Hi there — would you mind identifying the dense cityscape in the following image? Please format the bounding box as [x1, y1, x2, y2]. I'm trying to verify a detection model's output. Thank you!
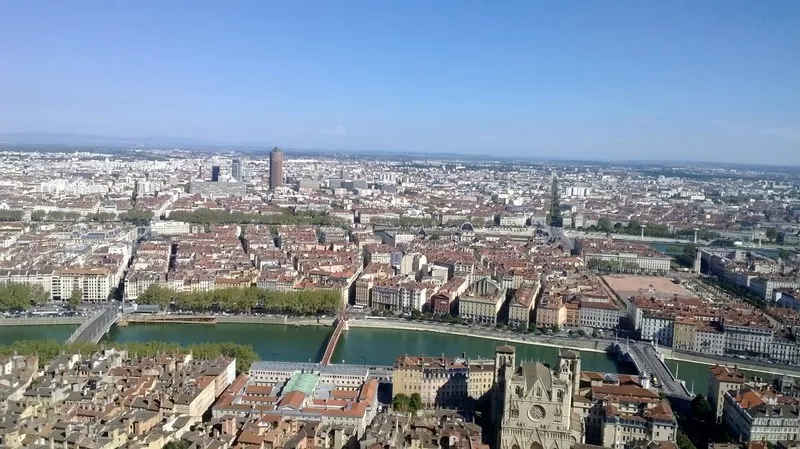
[0, 146, 798, 449]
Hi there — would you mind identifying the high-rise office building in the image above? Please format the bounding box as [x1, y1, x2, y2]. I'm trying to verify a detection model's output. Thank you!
[269, 147, 284, 190]
[211, 165, 221, 182]
[231, 159, 242, 182]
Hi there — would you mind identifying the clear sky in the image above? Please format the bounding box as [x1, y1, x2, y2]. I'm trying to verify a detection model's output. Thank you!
[1, 1, 799, 163]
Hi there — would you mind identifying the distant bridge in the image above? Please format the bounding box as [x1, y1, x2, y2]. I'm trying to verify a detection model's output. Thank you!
[66, 304, 120, 344]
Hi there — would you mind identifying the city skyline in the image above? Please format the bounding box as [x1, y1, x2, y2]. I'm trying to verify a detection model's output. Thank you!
[2, 1, 799, 164]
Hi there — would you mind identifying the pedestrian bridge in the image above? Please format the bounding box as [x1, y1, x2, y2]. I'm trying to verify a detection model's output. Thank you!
[320, 309, 348, 365]
[66, 305, 120, 344]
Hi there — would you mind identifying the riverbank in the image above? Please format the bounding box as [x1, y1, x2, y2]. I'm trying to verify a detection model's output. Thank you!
[109, 314, 800, 379]
[0, 316, 85, 326]
[668, 349, 800, 377]
[116, 314, 336, 327]
[348, 319, 610, 353]
[349, 319, 800, 378]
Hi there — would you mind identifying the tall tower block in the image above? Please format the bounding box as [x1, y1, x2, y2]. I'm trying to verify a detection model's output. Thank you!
[269, 147, 284, 190]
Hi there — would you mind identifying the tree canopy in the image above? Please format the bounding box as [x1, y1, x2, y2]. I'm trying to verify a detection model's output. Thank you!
[136, 284, 341, 315]
[167, 208, 348, 227]
[0, 282, 51, 311]
[119, 209, 154, 225]
[392, 393, 422, 414]
[68, 288, 83, 309]
[0, 210, 24, 221]
[0, 339, 259, 374]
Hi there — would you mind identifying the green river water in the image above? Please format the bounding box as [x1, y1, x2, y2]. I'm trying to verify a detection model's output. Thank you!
[0, 323, 730, 396]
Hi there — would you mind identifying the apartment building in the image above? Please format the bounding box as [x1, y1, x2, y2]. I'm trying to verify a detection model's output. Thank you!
[579, 296, 621, 329]
[536, 296, 567, 328]
[370, 277, 427, 313]
[722, 318, 774, 358]
[600, 401, 678, 448]
[0, 269, 55, 297]
[430, 276, 469, 315]
[573, 372, 678, 447]
[150, 220, 190, 237]
[392, 355, 494, 408]
[583, 252, 671, 274]
[457, 278, 506, 325]
[708, 365, 746, 423]
[695, 324, 726, 356]
[353, 264, 390, 308]
[723, 388, 800, 443]
[319, 227, 349, 244]
[672, 318, 697, 351]
[55, 268, 120, 302]
[750, 277, 800, 301]
[508, 282, 539, 328]
[640, 312, 675, 346]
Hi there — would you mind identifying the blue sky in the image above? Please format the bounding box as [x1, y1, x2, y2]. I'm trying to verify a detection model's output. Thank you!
[1, 1, 799, 163]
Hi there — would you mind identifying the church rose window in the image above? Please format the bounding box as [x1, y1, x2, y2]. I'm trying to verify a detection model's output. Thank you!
[528, 405, 546, 421]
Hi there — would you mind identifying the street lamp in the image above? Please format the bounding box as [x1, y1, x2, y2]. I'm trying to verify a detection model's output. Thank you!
[640, 224, 647, 241]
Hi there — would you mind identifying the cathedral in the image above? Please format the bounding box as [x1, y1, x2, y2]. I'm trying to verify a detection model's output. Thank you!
[493, 345, 584, 449]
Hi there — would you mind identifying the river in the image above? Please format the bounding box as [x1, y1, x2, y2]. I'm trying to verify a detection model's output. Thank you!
[2, 322, 725, 396]
[0, 324, 77, 343]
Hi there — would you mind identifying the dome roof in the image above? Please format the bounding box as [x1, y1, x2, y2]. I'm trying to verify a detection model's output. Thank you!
[460, 221, 475, 233]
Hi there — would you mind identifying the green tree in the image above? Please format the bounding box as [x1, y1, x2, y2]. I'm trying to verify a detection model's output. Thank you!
[548, 176, 562, 227]
[30, 210, 47, 222]
[68, 289, 83, 309]
[136, 284, 341, 316]
[0, 282, 54, 311]
[167, 208, 348, 228]
[676, 429, 697, 449]
[392, 393, 410, 413]
[164, 441, 191, 449]
[29, 284, 50, 306]
[690, 394, 713, 419]
[0, 210, 24, 221]
[119, 209, 154, 225]
[596, 218, 612, 232]
[765, 228, 778, 241]
[0, 339, 258, 374]
[409, 393, 422, 413]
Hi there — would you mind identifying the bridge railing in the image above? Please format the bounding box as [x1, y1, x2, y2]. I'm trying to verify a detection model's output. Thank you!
[66, 305, 119, 344]
[321, 319, 344, 365]
[66, 308, 104, 344]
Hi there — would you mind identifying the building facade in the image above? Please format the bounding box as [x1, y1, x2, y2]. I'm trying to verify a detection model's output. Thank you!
[708, 365, 746, 423]
[269, 147, 284, 190]
[495, 346, 583, 449]
[458, 278, 506, 325]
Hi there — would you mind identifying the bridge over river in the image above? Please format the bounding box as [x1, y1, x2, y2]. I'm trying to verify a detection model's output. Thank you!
[320, 308, 349, 365]
[609, 340, 691, 403]
[66, 304, 120, 344]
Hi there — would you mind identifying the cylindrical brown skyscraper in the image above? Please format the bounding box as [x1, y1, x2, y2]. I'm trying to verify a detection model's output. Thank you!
[269, 147, 284, 190]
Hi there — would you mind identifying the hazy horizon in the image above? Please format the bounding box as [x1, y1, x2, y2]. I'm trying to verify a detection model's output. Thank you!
[2, 1, 798, 164]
